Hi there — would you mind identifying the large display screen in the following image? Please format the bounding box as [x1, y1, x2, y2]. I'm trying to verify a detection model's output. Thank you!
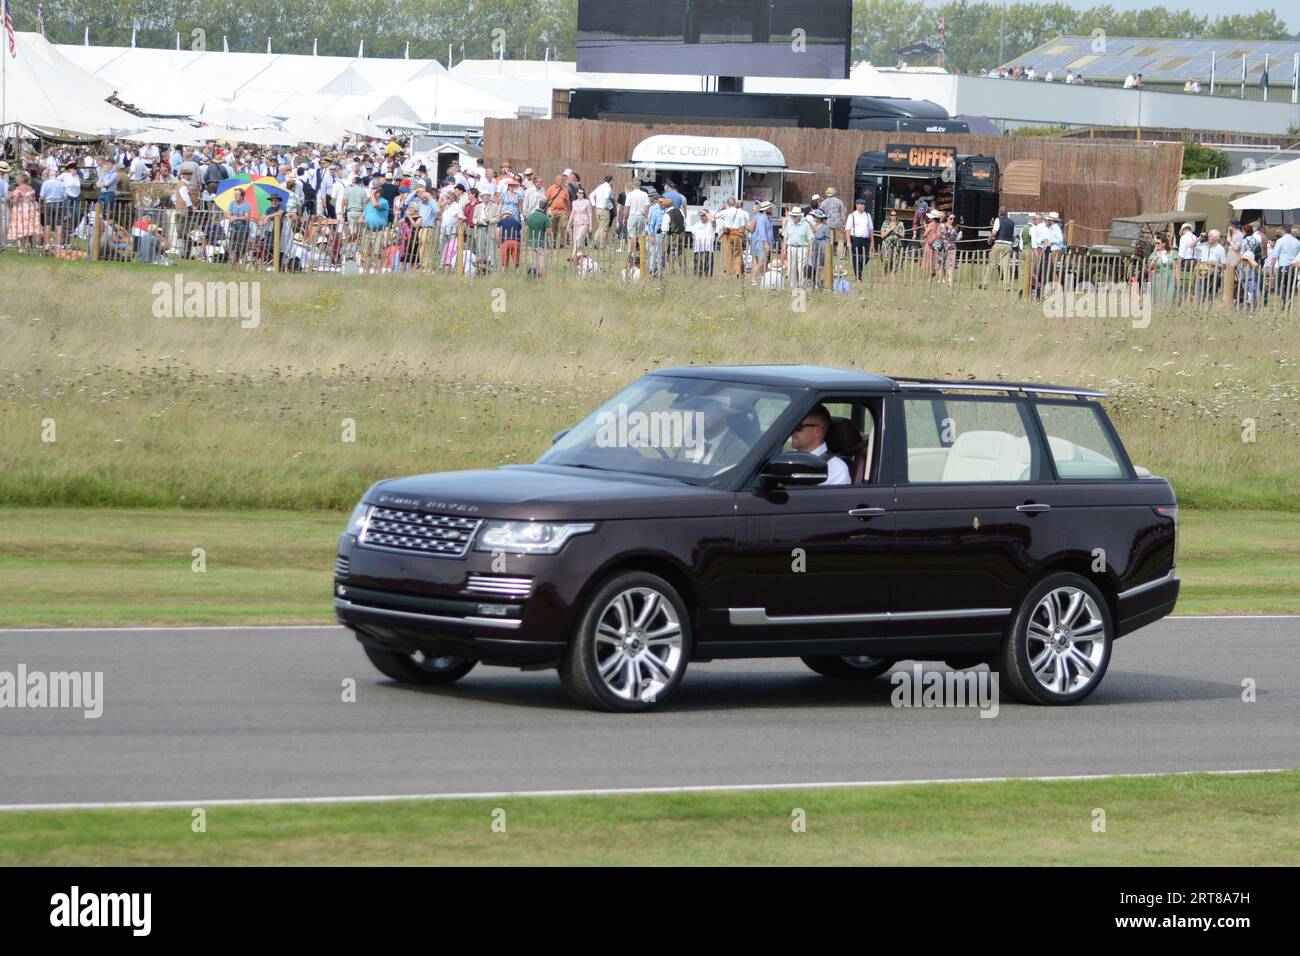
[576, 0, 853, 80]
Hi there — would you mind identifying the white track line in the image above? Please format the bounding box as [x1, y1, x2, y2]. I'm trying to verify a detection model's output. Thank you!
[1, 615, 1295, 634]
[0, 768, 1291, 813]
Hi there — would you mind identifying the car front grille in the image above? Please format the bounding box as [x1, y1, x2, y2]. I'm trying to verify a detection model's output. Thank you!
[334, 555, 349, 578]
[359, 507, 482, 558]
[465, 574, 534, 599]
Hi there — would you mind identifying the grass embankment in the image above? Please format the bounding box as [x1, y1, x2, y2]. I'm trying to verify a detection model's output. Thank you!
[1, 255, 1295, 512]
[1, 771, 1296, 865]
[0, 507, 1293, 627]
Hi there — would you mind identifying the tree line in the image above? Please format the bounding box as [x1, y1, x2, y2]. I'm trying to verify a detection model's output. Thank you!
[11, 1, 1295, 73]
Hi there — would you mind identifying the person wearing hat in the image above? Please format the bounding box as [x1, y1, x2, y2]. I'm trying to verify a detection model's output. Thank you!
[819, 186, 847, 260]
[1045, 211, 1065, 252]
[845, 197, 873, 282]
[747, 199, 775, 281]
[831, 267, 852, 294]
[57, 161, 83, 234]
[981, 206, 1017, 290]
[783, 205, 813, 288]
[714, 196, 750, 278]
[7, 169, 41, 252]
[545, 174, 571, 248]
[921, 208, 943, 280]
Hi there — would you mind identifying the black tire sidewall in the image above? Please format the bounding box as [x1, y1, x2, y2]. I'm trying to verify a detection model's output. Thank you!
[801, 655, 895, 680]
[363, 644, 477, 685]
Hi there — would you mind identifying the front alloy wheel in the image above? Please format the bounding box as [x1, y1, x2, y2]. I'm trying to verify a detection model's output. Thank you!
[560, 572, 690, 711]
[996, 572, 1112, 704]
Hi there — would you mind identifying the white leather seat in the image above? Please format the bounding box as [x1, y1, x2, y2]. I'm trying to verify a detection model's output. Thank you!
[940, 431, 1030, 482]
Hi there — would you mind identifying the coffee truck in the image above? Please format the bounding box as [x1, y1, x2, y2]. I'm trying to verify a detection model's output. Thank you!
[612, 134, 811, 227]
[854, 144, 1000, 245]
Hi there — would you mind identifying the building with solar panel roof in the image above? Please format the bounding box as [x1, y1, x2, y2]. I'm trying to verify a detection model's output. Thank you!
[999, 35, 1300, 101]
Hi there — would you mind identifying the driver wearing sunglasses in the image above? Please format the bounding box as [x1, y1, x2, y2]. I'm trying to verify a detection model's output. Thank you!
[789, 404, 851, 485]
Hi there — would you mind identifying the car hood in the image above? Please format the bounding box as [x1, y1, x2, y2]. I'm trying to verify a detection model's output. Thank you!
[366, 465, 735, 520]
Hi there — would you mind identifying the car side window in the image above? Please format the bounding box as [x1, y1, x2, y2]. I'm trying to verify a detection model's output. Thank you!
[903, 396, 1040, 483]
[1035, 403, 1128, 479]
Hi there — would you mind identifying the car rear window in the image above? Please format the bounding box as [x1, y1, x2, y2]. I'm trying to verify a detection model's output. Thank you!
[902, 396, 1040, 483]
[1034, 402, 1128, 479]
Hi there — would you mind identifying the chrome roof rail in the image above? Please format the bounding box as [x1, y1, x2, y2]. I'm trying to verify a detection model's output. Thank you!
[893, 379, 1107, 399]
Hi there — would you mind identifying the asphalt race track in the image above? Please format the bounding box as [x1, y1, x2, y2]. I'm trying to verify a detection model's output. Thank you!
[1, 617, 1296, 807]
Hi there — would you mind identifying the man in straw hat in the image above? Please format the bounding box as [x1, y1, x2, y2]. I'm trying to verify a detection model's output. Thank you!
[747, 199, 775, 281]
[783, 205, 813, 288]
[820, 186, 847, 260]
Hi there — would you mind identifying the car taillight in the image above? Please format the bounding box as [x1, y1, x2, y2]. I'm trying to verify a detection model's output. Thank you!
[1154, 506, 1178, 567]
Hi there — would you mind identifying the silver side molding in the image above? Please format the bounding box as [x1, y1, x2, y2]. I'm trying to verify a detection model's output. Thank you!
[1117, 569, 1179, 601]
[729, 607, 1012, 626]
[334, 598, 523, 630]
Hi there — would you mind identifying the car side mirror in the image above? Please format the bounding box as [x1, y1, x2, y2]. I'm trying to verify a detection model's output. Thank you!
[552, 429, 571, 445]
[760, 452, 827, 487]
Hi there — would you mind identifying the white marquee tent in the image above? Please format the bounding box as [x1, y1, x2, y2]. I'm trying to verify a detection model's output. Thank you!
[2, 32, 140, 134]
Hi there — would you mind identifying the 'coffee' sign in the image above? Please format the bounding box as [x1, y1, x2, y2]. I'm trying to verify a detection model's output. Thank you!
[885, 144, 957, 171]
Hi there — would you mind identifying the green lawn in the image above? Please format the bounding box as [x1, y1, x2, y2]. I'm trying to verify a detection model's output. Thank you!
[0, 506, 1295, 627]
[2, 771, 1296, 866]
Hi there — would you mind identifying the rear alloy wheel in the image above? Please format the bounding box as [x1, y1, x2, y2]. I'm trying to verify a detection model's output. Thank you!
[995, 572, 1112, 705]
[560, 572, 690, 712]
[801, 655, 895, 681]
[363, 644, 477, 685]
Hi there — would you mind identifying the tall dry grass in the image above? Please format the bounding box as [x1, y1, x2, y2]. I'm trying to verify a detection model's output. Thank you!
[0, 256, 1295, 510]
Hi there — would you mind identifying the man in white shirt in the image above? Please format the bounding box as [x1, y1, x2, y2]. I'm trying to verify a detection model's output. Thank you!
[589, 175, 614, 248]
[845, 198, 874, 281]
[1273, 227, 1300, 304]
[623, 180, 650, 253]
[1123, 73, 1137, 89]
[129, 152, 150, 182]
[789, 405, 850, 486]
[690, 209, 717, 276]
[1045, 212, 1065, 252]
[713, 197, 751, 278]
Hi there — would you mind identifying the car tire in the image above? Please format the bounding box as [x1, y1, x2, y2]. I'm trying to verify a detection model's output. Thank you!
[363, 644, 477, 685]
[559, 571, 691, 712]
[801, 655, 895, 681]
[994, 571, 1112, 705]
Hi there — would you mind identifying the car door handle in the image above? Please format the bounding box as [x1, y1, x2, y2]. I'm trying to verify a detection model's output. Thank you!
[848, 507, 887, 518]
[1016, 503, 1052, 513]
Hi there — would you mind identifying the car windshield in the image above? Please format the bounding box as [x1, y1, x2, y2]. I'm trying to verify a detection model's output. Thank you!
[538, 375, 798, 486]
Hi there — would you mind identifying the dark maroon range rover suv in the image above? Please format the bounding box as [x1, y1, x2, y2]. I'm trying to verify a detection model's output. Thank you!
[334, 366, 1179, 711]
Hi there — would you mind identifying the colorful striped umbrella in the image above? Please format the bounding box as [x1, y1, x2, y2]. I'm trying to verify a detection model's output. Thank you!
[212, 174, 290, 217]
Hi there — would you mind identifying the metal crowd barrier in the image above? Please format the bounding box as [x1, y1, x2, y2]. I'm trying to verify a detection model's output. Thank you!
[2, 200, 1296, 315]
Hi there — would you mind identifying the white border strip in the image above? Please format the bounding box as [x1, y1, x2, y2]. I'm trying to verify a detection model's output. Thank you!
[0, 767, 1290, 813]
[1, 615, 1296, 634]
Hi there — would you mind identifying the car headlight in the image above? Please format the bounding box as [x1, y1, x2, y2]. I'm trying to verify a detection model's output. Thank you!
[344, 502, 370, 537]
[474, 521, 596, 555]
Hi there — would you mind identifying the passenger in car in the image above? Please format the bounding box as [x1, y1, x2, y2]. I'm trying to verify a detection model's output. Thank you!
[790, 405, 851, 485]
